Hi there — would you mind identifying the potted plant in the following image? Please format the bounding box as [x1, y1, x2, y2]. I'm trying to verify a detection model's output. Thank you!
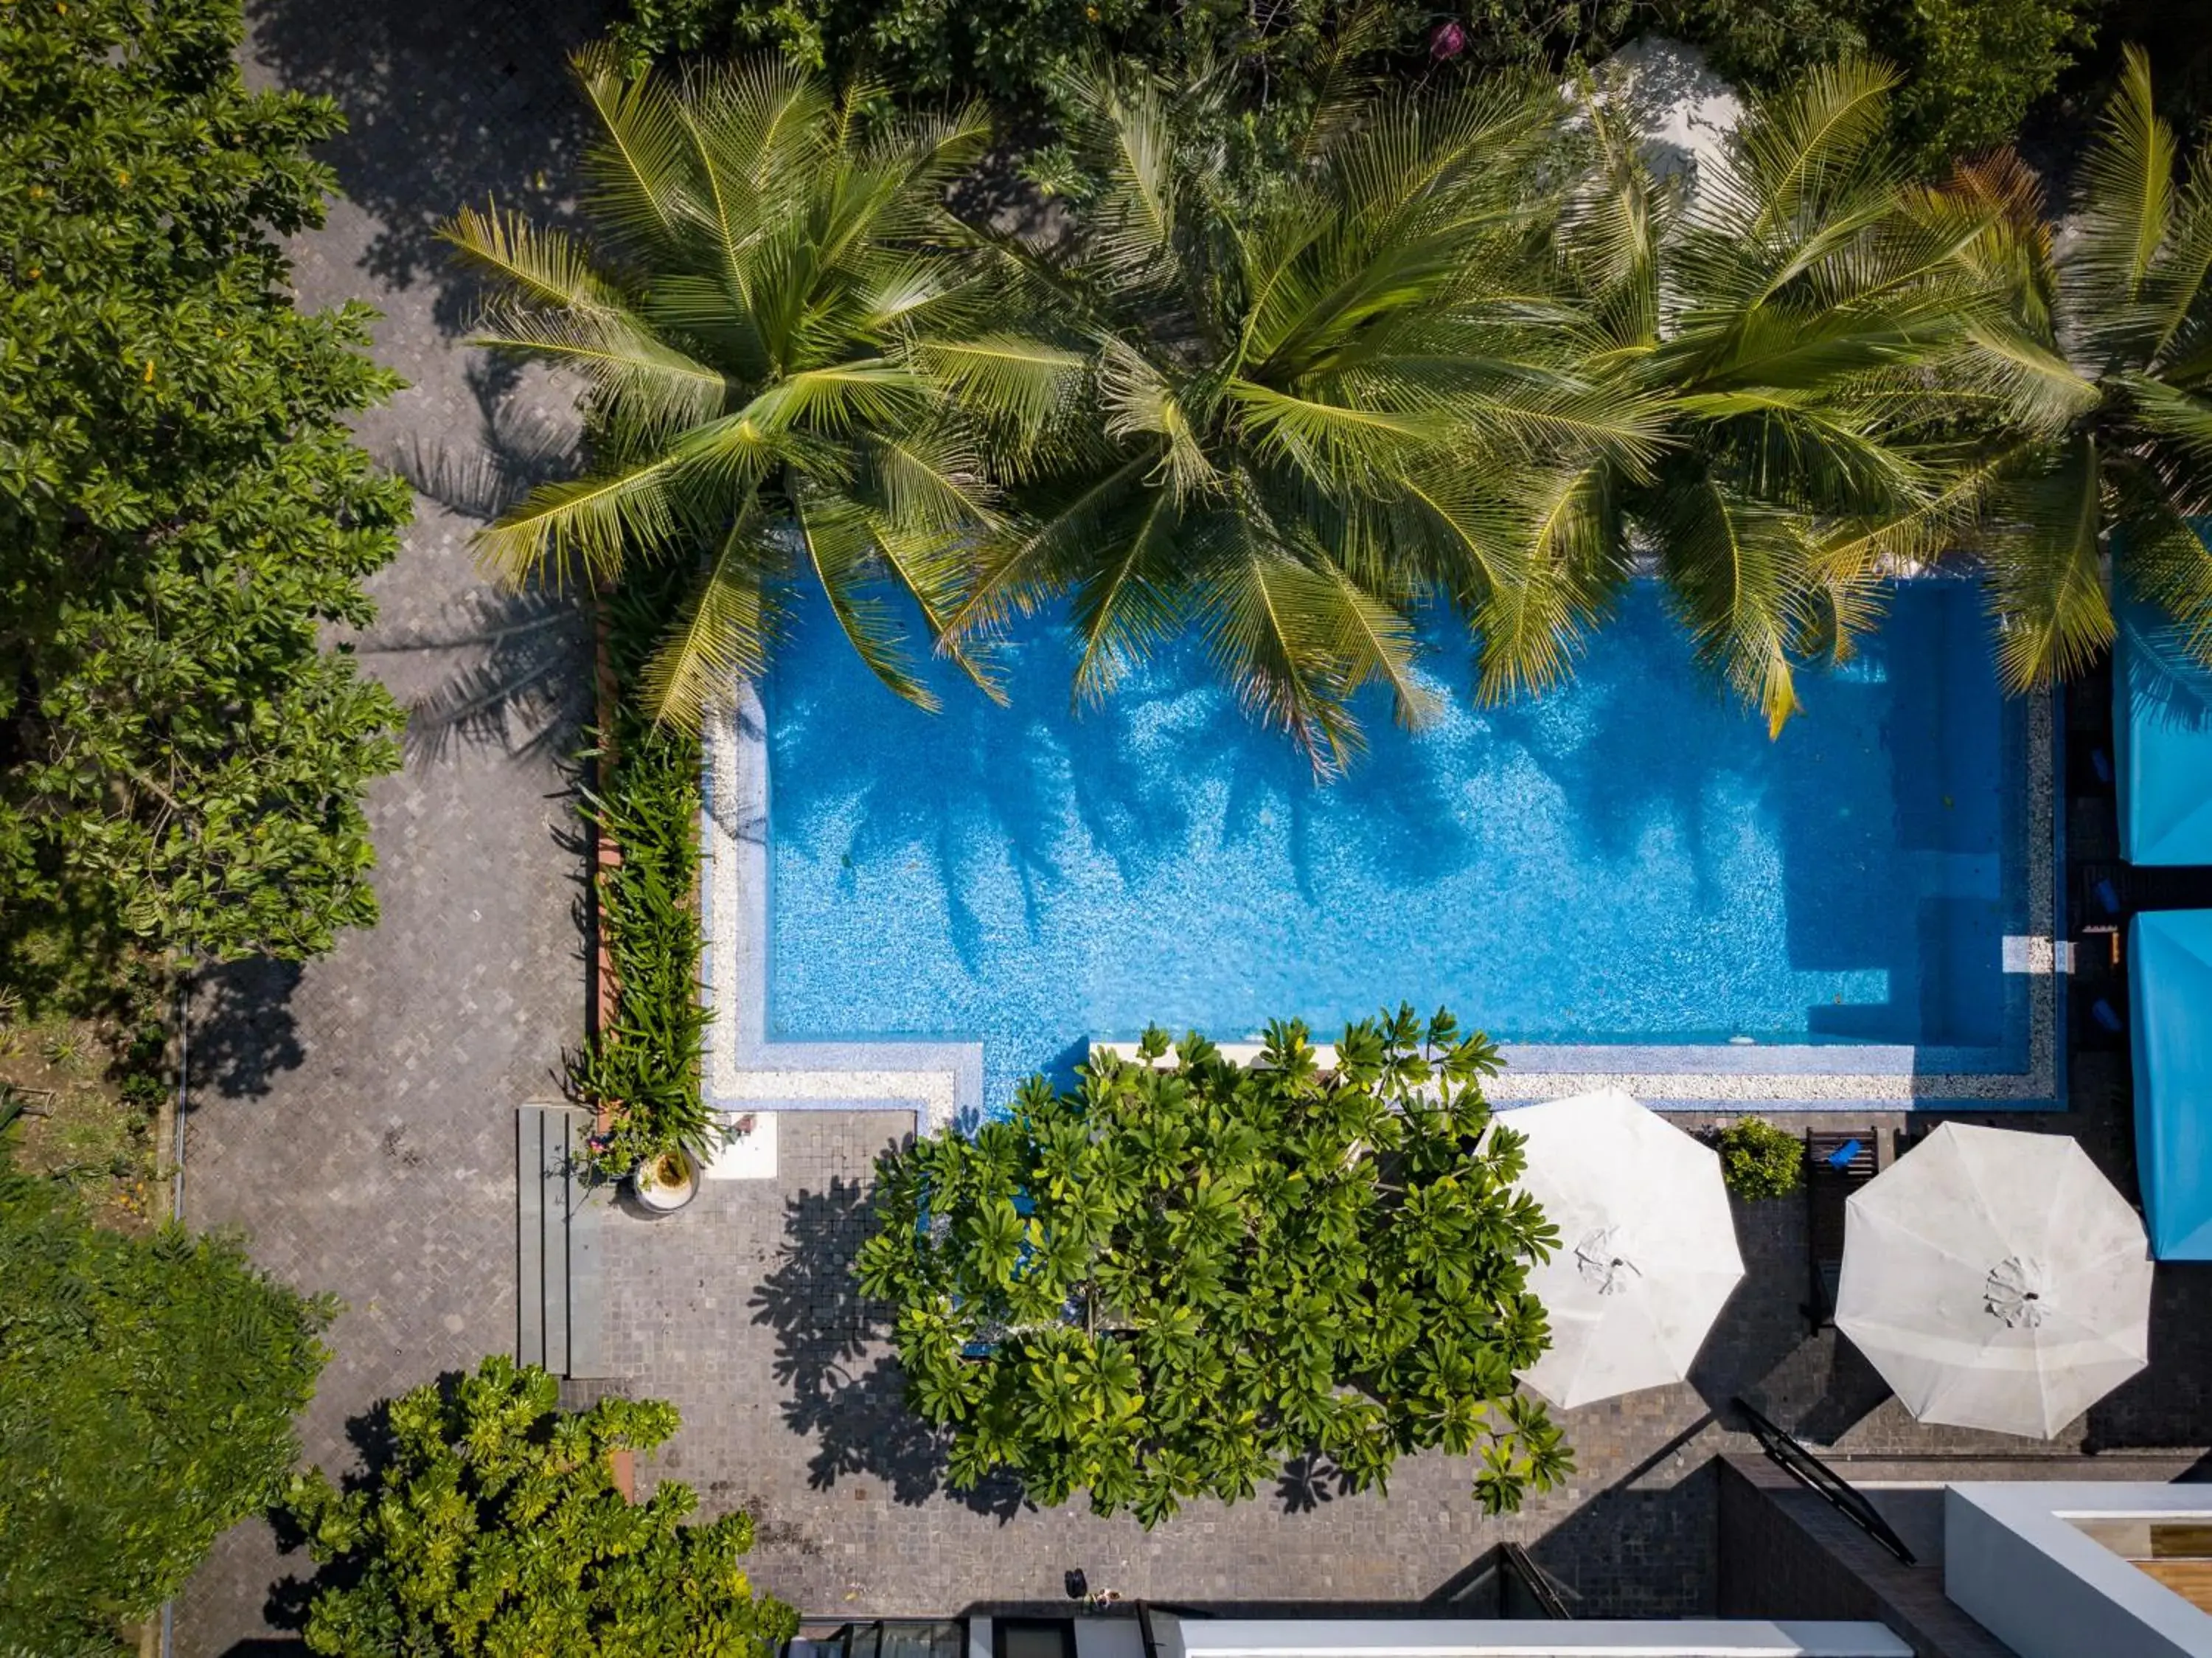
[1713, 1116, 1805, 1201]
[629, 1142, 701, 1215]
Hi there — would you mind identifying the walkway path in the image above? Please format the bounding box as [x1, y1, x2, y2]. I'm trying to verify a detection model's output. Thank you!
[178, 1, 600, 1649]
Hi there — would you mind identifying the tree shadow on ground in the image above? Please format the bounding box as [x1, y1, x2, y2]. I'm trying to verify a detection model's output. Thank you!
[246, 0, 604, 332]
[748, 1174, 1028, 1519]
[190, 960, 306, 1101]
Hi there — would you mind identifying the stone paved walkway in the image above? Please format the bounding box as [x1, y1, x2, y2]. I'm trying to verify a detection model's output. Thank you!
[591, 1102, 2212, 1625]
[177, 1, 602, 1651]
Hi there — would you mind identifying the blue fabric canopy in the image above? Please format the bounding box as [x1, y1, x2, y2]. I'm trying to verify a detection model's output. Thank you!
[2129, 909, 2212, 1260]
[2115, 596, 2212, 865]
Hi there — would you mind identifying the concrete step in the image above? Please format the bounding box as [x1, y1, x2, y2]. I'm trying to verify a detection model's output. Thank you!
[515, 1104, 608, 1378]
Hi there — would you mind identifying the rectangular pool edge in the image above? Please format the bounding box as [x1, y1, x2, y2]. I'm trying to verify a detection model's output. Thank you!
[705, 653, 2065, 1123]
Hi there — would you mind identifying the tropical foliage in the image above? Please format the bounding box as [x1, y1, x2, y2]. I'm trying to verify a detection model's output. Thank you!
[945, 60, 1668, 769]
[1714, 1114, 1804, 1199]
[0, 0, 408, 979]
[288, 1356, 799, 1658]
[1943, 46, 2212, 684]
[0, 1127, 333, 1657]
[1655, 0, 2098, 170]
[448, 46, 1051, 729]
[575, 569, 716, 1176]
[608, 0, 1631, 125]
[855, 1008, 1571, 1525]
[1544, 56, 2031, 733]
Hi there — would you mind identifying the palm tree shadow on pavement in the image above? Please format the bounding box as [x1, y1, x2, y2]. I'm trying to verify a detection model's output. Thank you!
[749, 1176, 1028, 1519]
[246, 0, 602, 334]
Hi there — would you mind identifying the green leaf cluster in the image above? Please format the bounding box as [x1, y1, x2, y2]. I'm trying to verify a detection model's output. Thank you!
[1655, 0, 2099, 172]
[288, 1356, 800, 1658]
[856, 1007, 1573, 1525]
[448, 48, 1036, 729]
[1713, 1114, 1804, 1200]
[574, 568, 714, 1173]
[1936, 48, 2212, 682]
[0, 0, 408, 979]
[0, 1132, 333, 1657]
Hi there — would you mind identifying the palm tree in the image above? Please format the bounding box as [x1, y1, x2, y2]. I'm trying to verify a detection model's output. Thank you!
[1555, 58, 2013, 735]
[445, 49, 1068, 725]
[942, 60, 1669, 772]
[1943, 46, 2212, 687]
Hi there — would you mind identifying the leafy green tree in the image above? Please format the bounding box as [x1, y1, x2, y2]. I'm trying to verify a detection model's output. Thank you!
[607, 0, 1633, 121]
[288, 1356, 799, 1657]
[856, 1009, 1572, 1526]
[1547, 58, 2014, 732]
[448, 48, 1054, 727]
[0, 1133, 333, 1657]
[0, 0, 410, 978]
[1941, 48, 2212, 685]
[1656, 0, 2098, 171]
[945, 61, 1666, 769]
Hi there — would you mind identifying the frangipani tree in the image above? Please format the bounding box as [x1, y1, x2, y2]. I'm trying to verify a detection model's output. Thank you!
[1554, 58, 2013, 734]
[1944, 46, 2212, 685]
[446, 49, 1065, 725]
[945, 62, 1669, 771]
[855, 1007, 1571, 1526]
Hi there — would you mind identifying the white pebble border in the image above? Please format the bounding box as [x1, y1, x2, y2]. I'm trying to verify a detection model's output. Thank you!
[702, 677, 2058, 1123]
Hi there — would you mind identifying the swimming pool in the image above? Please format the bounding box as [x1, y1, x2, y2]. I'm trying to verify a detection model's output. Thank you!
[715, 580, 2054, 1114]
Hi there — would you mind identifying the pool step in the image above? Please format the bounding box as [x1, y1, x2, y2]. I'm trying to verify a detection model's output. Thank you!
[515, 1104, 608, 1378]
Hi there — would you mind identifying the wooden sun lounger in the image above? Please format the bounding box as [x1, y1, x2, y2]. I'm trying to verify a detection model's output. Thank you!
[1806, 1129, 1877, 1331]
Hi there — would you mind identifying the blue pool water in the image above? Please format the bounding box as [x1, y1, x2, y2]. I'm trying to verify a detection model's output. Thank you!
[765, 583, 2030, 1103]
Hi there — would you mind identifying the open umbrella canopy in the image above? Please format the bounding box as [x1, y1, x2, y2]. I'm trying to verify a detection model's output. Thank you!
[1834, 1123, 2152, 1439]
[1505, 1090, 1745, 1409]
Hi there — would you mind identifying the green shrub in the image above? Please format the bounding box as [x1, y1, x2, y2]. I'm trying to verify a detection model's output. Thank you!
[1655, 0, 2100, 168]
[1714, 1115, 1804, 1201]
[608, 0, 1633, 148]
[0, 1128, 333, 1656]
[857, 1007, 1573, 1524]
[574, 569, 712, 1176]
[288, 1356, 799, 1658]
[0, 0, 408, 988]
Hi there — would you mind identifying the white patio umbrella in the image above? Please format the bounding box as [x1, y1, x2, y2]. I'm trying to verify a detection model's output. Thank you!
[1834, 1122, 2153, 1440]
[1503, 1089, 1745, 1409]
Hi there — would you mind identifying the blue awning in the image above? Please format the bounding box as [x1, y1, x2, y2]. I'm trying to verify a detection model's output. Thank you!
[2115, 596, 2212, 865]
[2129, 909, 2212, 1260]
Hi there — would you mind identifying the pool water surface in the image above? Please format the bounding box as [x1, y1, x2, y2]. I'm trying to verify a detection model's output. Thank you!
[762, 583, 2031, 1104]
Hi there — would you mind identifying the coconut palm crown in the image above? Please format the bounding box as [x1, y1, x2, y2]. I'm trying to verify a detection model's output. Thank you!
[1554, 58, 2023, 735]
[1944, 46, 2212, 687]
[944, 62, 1670, 772]
[445, 49, 1060, 726]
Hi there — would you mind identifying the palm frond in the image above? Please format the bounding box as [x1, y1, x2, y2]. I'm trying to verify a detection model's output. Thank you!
[639, 499, 782, 728]
[1099, 341, 1219, 502]
[471, 304, 730, 440]
[473, 455, 686, 590]
[1649, 472, 1812, 736]
[572, 42, 692, 260]
[2074, 44, 2176, 332]
[2111, 468, 2212, 662]
[792, 486, 939, 710]
[1067, 488, 1189, 704]
[1703, 54, 1900, 245]
[1980, 434, 2114, 690]
[1194, 530, 1365, 774]
[441, 203, 619, 312]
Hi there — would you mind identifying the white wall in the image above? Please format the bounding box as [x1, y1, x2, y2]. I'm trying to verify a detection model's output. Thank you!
[1946, 1483, 2212, 1658]
[1150, 1613, 1909, 1658]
